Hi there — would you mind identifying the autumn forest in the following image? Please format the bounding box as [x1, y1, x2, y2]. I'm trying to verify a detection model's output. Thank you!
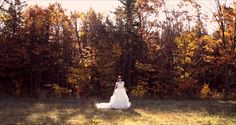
[0, 0, 236, 99]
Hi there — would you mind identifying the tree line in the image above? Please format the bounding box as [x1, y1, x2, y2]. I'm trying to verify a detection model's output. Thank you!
[0, 0, 235, 99]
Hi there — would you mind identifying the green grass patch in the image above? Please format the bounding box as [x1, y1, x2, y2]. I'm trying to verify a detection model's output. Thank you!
[0, 98, 235, 125]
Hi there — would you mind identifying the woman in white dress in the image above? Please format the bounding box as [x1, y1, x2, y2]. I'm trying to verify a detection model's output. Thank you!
[95, 76, 131, 109]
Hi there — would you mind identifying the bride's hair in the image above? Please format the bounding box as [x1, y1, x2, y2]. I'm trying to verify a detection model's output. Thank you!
[117, 75, 122, 80]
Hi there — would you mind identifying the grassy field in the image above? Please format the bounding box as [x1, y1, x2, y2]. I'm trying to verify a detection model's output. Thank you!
[0, 97, 235, 125]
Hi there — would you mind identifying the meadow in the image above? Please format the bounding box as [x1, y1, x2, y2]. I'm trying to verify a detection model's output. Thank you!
[0, 98, 235, 125]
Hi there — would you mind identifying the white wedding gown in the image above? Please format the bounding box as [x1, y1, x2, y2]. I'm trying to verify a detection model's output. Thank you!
[96, 81, 131, 109]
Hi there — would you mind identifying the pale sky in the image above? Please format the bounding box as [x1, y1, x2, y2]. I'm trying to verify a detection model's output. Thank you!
[26, 0, 234, 13]
[27, 0, 121, 15]
[26, 0, 234, 34]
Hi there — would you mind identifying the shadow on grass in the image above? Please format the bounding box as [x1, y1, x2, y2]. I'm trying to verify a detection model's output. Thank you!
[0, 97, 141, 124]
[132, 99, 236, 117]
[0, 97, 235, 124]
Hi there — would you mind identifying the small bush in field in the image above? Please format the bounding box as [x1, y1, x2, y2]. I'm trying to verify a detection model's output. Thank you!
[200, 84, 211, 98]
[131, 81, 148, 97]
[52, 84, 71, 96]
[211, 90, 224, 99]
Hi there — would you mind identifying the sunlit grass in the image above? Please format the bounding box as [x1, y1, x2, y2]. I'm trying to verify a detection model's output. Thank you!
[0, 98, 235, 125]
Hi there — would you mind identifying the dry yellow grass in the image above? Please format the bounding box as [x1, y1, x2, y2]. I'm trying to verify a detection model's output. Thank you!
[0, 98, 235, 125]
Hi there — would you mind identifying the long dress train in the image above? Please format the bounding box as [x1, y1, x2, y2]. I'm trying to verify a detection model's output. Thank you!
[95, 81, 131, 109]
